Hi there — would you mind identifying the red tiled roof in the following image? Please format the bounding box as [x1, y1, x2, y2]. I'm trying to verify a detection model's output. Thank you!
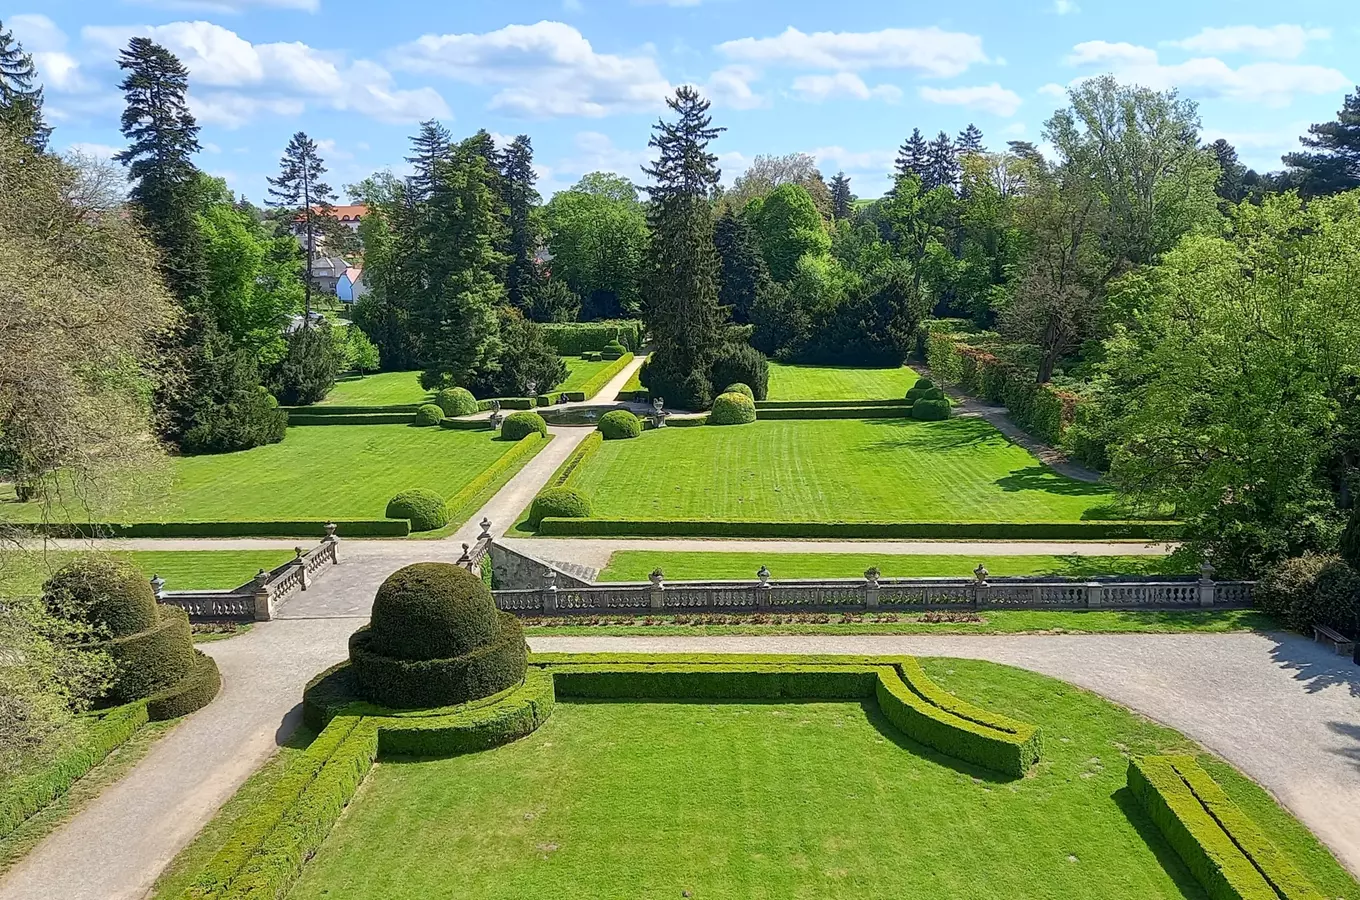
[303, 204, 368, 221]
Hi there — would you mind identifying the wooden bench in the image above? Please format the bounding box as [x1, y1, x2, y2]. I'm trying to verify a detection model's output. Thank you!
[1313, 624, 1355, 656]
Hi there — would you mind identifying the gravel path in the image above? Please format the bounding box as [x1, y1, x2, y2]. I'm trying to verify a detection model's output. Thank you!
[528, 631, 1360, 878]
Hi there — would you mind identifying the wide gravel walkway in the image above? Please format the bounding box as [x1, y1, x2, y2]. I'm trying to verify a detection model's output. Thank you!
[529, 631, 1360, 878]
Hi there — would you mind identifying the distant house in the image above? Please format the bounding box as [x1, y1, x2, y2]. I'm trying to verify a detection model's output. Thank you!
[337, 266, 368, 305]
[309, 256, 350, 294]
[329, 204, 367, 231]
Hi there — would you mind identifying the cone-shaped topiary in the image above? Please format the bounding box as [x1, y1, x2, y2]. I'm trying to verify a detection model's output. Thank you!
[435, 387, 479, 418]
[709, 391, 757, 426]
[42, 556, 158, 638]
[502, 410, 547, 441]
[414, 404, 444, 426]
[529, 486, 593, 527]
[350, 562, 527, 708]
[723, 383, 755, 401]
[385, 488, 450, 532]
[597, 409, 642, 440]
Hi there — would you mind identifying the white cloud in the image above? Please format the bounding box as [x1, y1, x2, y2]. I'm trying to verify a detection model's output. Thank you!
[553, 131, 656, 183]
[81, 21, 447, 126]
[704, 65, 768, 109]
[64, 142, 124, 162]
[918, 83, 1022, 116]
[717, 26, 988, 78]
[1201, 124, 1310, 170]
[1002, 121, 1028, 136]
[810, 145, 896, 173]
[8, 14, 67, 52]
[392, 21, 672, 118]
[1038, 82, 1067, 98]
[1066, 41, 1159, 67]
[34, 52, 94, 92]
[1052, 0, 1079, 13]
[791, 72, 902, 103]
[124, 0, 319, 12]
[1169, 25, 1330, 59]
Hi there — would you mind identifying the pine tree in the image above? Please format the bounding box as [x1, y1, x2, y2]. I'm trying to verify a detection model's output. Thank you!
[956, 123, 985, 156]
[925, 131, 960, 191]
[1207, 138, 1249, 204]
[501, 135, 542, 314]
[115, 38, 206, 306]
[640, 86, 725, 411]
[1283, 86, 1360, 197]
[713, 209, 769, 324]
[894, 128, 929, 180]
[0, 21, 50, 151]
[405, 119, 451, 202]
[829, 171, 854, 221]
[267, 132, 336, 320]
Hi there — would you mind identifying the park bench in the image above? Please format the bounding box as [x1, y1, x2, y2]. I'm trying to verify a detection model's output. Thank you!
[1312, 624, 1355, 656]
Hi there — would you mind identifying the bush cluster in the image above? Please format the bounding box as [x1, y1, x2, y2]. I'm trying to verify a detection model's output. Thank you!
[413, 404, 444, 426]
[1256, 553, 1359, 634]
[911, 399, 952, 421]
[597, 409, 641, 440]
[529, 486, 593, 527]
[384, 488, 450, 533]
[709, 342, 769, 401]
[722, 383, 755, 401]
[41, 556, 157, 638]
[905, 378, 945, 403]
[502, 411, 547, 441]
[435, 387, 478, 418]
[600, 340, 627, 361]
[709, 391, 757, 426]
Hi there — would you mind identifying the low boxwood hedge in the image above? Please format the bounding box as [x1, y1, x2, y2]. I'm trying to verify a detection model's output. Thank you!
[575, 353, 634, 401]
[502, 411, 548, 441]
[442, 432, 546, 523]
[758, 406, 913, 420]
[384, 489, 449, 533]
[1128, 755, 1324, 900]
[146, 650, 222, 720]
[756, 399, 906, 409]
[600, 340, 627, 361]
[548, 432, 602, 489]
[597, 409, 641, 440]
[529, 486, 593, 527]
[535, 518, 1184, 540]
[104, 606, 197, 702]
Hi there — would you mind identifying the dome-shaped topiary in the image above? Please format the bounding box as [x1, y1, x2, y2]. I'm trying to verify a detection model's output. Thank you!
[42, 555, 158, 638]
[435, 387, 478, 418]
[368, 563, 501, 660]
[413, 404, 444, 426]
[906, 379, 944, 403]
[529, 486, 593, 527]
[709, 391, 757, 426]
[600, 340, 627, 361]
[911, 398, 952, 421]
[502, 410, 548, 441]
[385, 488, 450, 532]
[723, 383, 755, 401]
[597, 409, 642, 440]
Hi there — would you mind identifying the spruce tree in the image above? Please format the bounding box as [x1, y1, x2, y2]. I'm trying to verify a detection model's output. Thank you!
[641, 86, 725, 411]
[501, 135, 542, 314]
[1283, 86, 1360, 197]
[0, 21, 50, 151]
[713, 209, 769, 325]
[894, 128, 929, 180]
[925, 131, 960, 191]
[405, 119, 451, 202]
[956, 123, 985, 155]
[829, 171, 854, 220]
[267, 132, 336, 320]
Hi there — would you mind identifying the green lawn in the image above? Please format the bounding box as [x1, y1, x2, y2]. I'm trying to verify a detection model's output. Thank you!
[0, 550, 295, 597]
[320, 371, 432, 407]
[598, 551, 1190, 581]
[556, 358, 615, 395]
[766, 363, 919, 401]
[1, 426, 517, 525]
[285, 659, 1358, 899]
[567, 418, 1123, 524]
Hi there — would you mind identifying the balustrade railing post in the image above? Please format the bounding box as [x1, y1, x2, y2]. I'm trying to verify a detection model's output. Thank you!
[648, 569, 665, 610]
[1086, 582, 1104, 608]
[543, 568, 558, 613]
[864, 568, 880, 609]
[1197, 560, 1216, 607]
[322, 522, 340, 563]
[756, 566, 772, 609]
[252, 569, 273, 622]
[294, 547, 310, 591]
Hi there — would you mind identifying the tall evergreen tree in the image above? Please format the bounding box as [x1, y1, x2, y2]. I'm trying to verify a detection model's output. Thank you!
[0, 21, 50, 150]
[1207, 138, 1250, 204]
[956, 123, 985, 155]
[1283, 86, 1360, 197]
[405, 119, 451, 202]
[500, 134, 542, 314]
[894, 128, 929, 180]
[267, 132, 336, 320]
[829, 171, 854, 221]
[925, 131, 960, 191]
[713, 209, 769, 324]
[641, 86, 725, 410]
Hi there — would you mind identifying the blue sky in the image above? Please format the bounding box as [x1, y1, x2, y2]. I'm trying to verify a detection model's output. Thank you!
[4, 0, 1355, 201]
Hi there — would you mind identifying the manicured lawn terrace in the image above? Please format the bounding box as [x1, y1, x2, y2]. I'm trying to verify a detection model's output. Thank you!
[0, 550, 295, 597]
[598, 551, 1190, 581]
[565, 418, 1128, 526]
[319, 357, 616, 408]
[1, 426, 518, 527]
[766, 362, 919, 401]
[285, 659, 1358, 900]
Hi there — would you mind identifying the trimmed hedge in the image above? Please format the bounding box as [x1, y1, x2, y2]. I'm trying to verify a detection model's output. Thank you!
[573, 353, 635, 401]
[709, 392, 757, 426]
[384, 489, 449, 533]
[438, 417, 492, 431]
[349, 615, 528, 709]
[502, 411, 547, 441]
[21, 520, 412, 538]
[1128, 755, 1325, 900]
[549, 432, 602, 489]
[413, 404, 444, 426]
[759, 406, 912, 420]
[42, 555, 158, 638]
[529, 486, 593, 527]
[723, 383, 755, 401]
[376, 668, 553, 757]
[597, 409, 642, 440]
[147, 650, 222, 720]
[443, 433, 546, 521]
[536, 518, 1184, 540]
[435, 387, 478, 418]
[283, 404, 418, 415]
[911, 398, 952, 421]
[600, 340, 627, 361]
[541, 320, 643, 355]
[369, 564, 501, 661]
[104, 606, 196, 701]
[0, 702, 148, 842]
[287, 413, 415, 426]
[551, 663, 880, 700]
[755, 399, 906, 409]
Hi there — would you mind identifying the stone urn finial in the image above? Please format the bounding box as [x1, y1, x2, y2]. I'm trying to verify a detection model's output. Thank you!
[479, 517, 493, 540]
[649, 568, 664, 588]
[757, 565, 772, 588]
[149, 574, 166, 599]
[973, 563, 989, 586]
[864, 567, 881, 588]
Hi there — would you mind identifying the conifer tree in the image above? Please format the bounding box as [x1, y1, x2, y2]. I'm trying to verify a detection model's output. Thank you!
[641, 86, 724, 410]
[0, 21, 50, 150]
[713, 208, 769, 324]
[267, 132, 336, 320]
[1283, 86, 1360, 197]
[925, 131, 960, 191]
[501, 134, 542, 313]
[894, 128, 929, 180]
[406, 119, 451, 202]
[956, 123, 985, 155]
[829, 171, 854, 220]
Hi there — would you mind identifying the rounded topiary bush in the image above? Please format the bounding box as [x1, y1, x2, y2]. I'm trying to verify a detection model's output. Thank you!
[502, 410, 547, 441]
[42, 556, 158, 638]
[351, 562, 527, 708]
[597, 409, 642, 440]
[435, 387, 478, 418]
[710, 342, 769, 401]
[723, 383, 755, 401]
[709, 391, 757, 426]
[385, 488, 450, 532]
[529, 486, 593, 528]
[911, 398, 952, 421]
[105, 605, 197, 701]
[414, 404, 444, 426]
[906, 381, 946, 403]
[600, 340, 627, 361]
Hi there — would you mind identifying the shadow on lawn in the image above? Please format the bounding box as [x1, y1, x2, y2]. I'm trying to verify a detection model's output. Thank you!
[859, 699, 1018, 785]
[859, 419, 1003, 454]
[996, 466, 1112, 497]
[1113, 786, 1209, 898]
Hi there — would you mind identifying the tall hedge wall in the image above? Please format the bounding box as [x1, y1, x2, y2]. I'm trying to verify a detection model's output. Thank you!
[541, 321, 643, 356]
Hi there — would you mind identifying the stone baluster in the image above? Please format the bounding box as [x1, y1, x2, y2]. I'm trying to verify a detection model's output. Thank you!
[322, 521, 340, 563]
[295, 546, 310, 591]
[252, 568, 273, 621]
[756, 565, 772, 609]
[864, 567, 880, 608]
[150, 574, 166, 601]
[542, 567, 558, 613]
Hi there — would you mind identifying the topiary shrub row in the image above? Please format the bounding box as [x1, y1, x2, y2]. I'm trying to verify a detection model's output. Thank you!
[502, 410, 547, 441]
[146, 650, 223, 720]
[349, 623, 527, 710]
[709, 391, 757, 426]
[102, 606, 197, 702]
[413, 404, 444, 426]
[435, 387, 479, 418]
[529, 486, 593, 527]
[597, 409, 641, 440]
[574, 353, 634, 401]
[385, 488, 449, 533]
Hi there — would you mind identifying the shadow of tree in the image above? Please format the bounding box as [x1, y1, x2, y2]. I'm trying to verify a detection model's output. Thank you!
[995, 466, 1113, 497]
[1265, 630, 1360, 698]
[1326, 721, 1360, 772]
[857, 418, 1006, 454]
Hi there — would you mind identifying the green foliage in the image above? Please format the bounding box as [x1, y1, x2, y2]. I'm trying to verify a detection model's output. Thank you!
[266, 131, 338, 319]
[709, 342, 769, 401]
[367, 563, 500, 660]
[104, 607, 196, 703]
[600, 340, 626, 361]
[41, 556, 157, 639]
[413, 404, 443, 427]
[500, 135, 541, 312]
[340, 327, 381, 376]
[911, 398, 952, 421]
[1256, 553, 1359, 634]
[0, 23, 50, 151]
[501, 411, 547, 441]
[748, 183, 831, 282]
[1340, 510, 1360, 572]
[441, 432, 547, 525]
[349, 619, 527, 710]
[178, 334, 289, 456]
[434, 387, 478, 418]
[529, 486, 594, 527]
[384, 489, 449, 532]
[927, 331, 1075, 444]
[1282, 86, 1360, 197]
[145, 650, 221, 721]
[271, 323, 343, 407]
[468, 307, 568, 400]
[568, 353, 634, 401]
[544, 175, 648, 319]
[708, 392, 757, 426]
[597, 410, 641, 440]
[722, 383, 754, 401]
[713, 208, 770, 323]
